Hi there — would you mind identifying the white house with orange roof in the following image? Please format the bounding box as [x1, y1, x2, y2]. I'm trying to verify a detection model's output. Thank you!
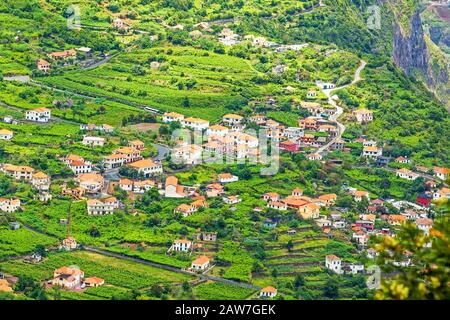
[181, 117, 210, 131]
[217, 173, 238, 184]
[52, 266, 84, 289]
[171, 239, 192, 252]
[396, 168, 420, 180]
[65, 154, 92, 174]
[87, 197, 119, 215]
[37, 59, 51, 72]
[133, 180, 158, 194]
[433, 167, 449, 181]
[395, 156, 411, 164]
[318, 193, 337, 206]
[113, 146, 142, 163]
[416, 218, 433, 235]
[191, 255, 210, 271]
[259, 286, 277, 298]
[223, 195, 241, 205]
[206, 124, 229, 137]
[128, 159, 163, 177]
[433, 187, 450, 200]
[0, 129, 13, 140]
[103, 153, 126, 169]
[352, 190, 370, 202]
[128, 140, 145, 150]
[263, 192, 280, 202]
[1, 164, 35, 180]
[174, 203, 197, 217]
[172, 144, 202, 165]
[163, 112, 185, 123]
[119, 178, 134, 192]
[76, 173, 104, 194]
[298, 203, 320, 219]
[0, 197, 21, 213]
[31, 171, 51, 191]
[165, 176, 184, 198]
[84, 277, 105, 288]
[325, 255, 342, 274]
[222, 113, 243, 126]
[362, 145, 382, 159]
[267, 201, 287, 211]
[25, 107, 51, 122]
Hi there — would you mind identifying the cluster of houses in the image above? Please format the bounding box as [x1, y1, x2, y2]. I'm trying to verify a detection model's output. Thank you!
[50, 266, 104, 290]
[0, 163, 52, 209]
[262, 189, 337, 220]
[37, 47, 92, 73]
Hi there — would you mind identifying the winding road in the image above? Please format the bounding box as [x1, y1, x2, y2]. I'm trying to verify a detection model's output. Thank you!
[316, 59, 367, 155]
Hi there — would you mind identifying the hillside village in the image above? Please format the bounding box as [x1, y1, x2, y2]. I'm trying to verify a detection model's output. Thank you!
[0, 0, 448, 301]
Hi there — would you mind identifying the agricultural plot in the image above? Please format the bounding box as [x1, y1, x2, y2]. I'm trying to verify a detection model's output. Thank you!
[192, 282, 256, 300]
[0, 250, 192, 290]
[0, 227, 58, 260]
[39, 46, 277, 121]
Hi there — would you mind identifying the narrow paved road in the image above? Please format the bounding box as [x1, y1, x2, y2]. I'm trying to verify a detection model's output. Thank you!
[317, 60, 367, 155]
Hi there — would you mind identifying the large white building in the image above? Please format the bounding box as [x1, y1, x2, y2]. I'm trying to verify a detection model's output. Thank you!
[25, 108, 51, 122]
[128, 159, 163, 177]
[82, 136, 105, 147]
[86, 197, 119, 215]
[181, 117, 209, 131]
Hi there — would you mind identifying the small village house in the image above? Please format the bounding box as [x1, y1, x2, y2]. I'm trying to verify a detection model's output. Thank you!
[162, 112, 184, 123]
[86, 197, 119, 215]
[37, 59, 51, 72]
[128, 159, 163, 177]
[223, 195, 241, 205]
[0, 197, 21, 213]
[362, 146, 382, 159]
[25, 107, 51, 123]
[82, 136, 105, 147]
[1, 164, 35, 180]
[396, 168, 420, 180]
[52, 266, 84, 289]
[0, 129, 13, 140]
[259, 286, 277, 298]
[222, 113, 243, 126]
[433, 167, 449, 181]
[190, 255, 210, 271]
[128, 139, 145, 150]
[76, 172, 104, 194]
[181, 117, 210, 131]
[298, 203, 320, 219]
[84, 277, 105, 288]
[31, 171, 51, 191]
[65, 154, 92, 174]
[325, 255, 342, 274]
[218, 173, 239, 184]
[171, 239, 192, 252]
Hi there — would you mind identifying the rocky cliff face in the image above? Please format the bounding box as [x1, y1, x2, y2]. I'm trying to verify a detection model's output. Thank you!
[392, 11, 433, 85]
[391, 6, 449, 108]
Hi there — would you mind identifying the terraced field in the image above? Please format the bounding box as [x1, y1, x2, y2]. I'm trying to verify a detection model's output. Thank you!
[39, 46, 278, 121]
